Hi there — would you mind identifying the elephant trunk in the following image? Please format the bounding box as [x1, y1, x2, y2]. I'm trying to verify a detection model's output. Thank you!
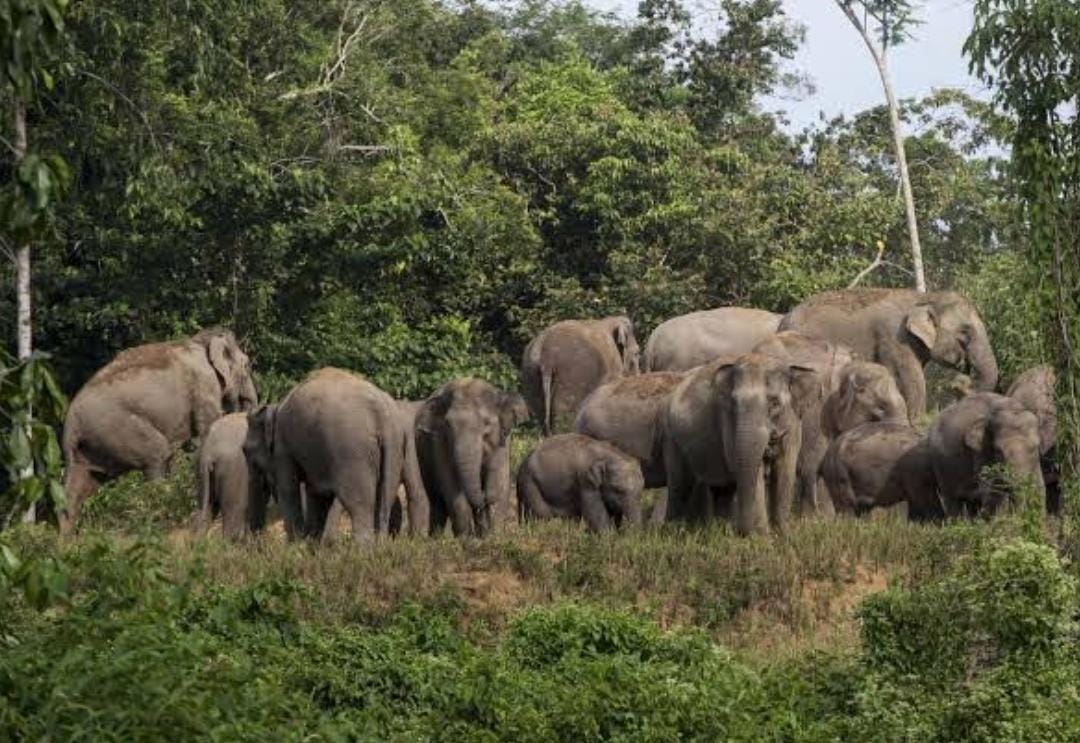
[451, 433, 487, 512]
[968, 323, 999, 392]
[238, 374, 259, 412]
[733, 401, 770, 536]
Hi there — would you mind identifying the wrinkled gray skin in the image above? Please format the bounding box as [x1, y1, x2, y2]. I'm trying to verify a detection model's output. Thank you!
[243, 368, 409, 542]
[62, 328, 258, 535]
[521, 316, 640, 435]
[928, 392, 1045, 518]
[322, 398, 430, 538]
[644, 307, 781, 372]
[821, 361, 910, 438]
[195, 413, 269, 540]
[664, 353, 819, 536]
[1007, 365, 1059, 514]
[752, 332, 859, 516]
[417, 378, 529, 537]
[821, 422, 941, 520]
[573, 371, 687, 490]
[779, 289, 999, 422]
[516, 434, 645, 532]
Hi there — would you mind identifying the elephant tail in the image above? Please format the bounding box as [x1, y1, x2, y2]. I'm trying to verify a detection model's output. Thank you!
[541, 366, 555, 436]
[195, 452, 214, 536]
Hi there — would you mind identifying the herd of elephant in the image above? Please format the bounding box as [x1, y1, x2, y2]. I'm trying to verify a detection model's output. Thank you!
[56, 287, 1057, 541]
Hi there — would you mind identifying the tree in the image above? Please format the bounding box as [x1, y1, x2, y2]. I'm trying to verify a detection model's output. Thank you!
[833, 0, 927, 291]
[966, 0, 1080, 491]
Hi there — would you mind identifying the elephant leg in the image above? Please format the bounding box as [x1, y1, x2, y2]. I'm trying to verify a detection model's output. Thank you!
[580, 491, 613, 533]
[195, 459, 215, 537]
[336, 465, 379, 543]
[429, 495, 449, 536]
[710, 485, 735, 523]
[275, 458, 304, 541]
[768, 435, 801, 534]
[221, 494, 247, 541]
[307, 495, 336, 543]
[660, 440, 693, 524]
[483, 448, 512, 534]
[448, 494, 475, 537]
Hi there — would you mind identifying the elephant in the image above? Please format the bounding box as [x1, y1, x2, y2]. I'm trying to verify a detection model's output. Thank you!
[1007, 365, 1059, 514]
[243, 368, 413, 542]
[820, 422, 941, 520]
[516, 434, 644, 532]
[321, 398, 430, 538]
[195, 413, 269, 540]
[663, 353, 820, 536]
[416, 378, 529, 537]
[752, 332, 859, 515]
[643, 307, 782, 372]
[928, 392, 1045, 517]
[821, 361, 910, 438]
[572, 370, 687, 489]
[521, 316, 640, 435]
[61, 328, 258, 534]
[778, 289, 999, 422]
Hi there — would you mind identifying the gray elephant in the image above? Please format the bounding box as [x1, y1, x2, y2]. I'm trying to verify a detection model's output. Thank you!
[779, 289, 999, 422]
[928, 392, 1044, 517]
[516, 434, 644, 532]
[664, 353, 819, 535]
[820, 422, 941, 520]
[1007, 365, 1059, 514]
[244, 368, 413, 542]
[752, 332, 859, 515]
[821, 361, 911, 439]
[643, 307, 781, 372]
[521, 316, 640, 435]
[61, 328, 258, 534]
[416, 378, 529, 537]
[195, 413, 268, 540]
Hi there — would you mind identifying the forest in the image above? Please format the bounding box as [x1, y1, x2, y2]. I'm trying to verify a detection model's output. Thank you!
[2, 0, 1080, 739]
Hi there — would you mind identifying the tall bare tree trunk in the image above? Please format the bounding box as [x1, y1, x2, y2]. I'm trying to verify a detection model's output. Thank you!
[837, 3, 927, 292]
[13, 99, 34, 524]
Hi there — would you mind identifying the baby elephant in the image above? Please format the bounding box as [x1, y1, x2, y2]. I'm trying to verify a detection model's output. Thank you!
[195, 413, 269, 539]
[517, 434, 644, 532]
[820, 422, 940, 520]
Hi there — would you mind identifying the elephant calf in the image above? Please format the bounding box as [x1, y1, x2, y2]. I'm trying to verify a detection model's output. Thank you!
[196, 413, 268, 540]
[820, 422, 941, 520]
[1007, 365, 1059, 514]
[928, 392, 1045, 517]
[516, 434, 644, 532]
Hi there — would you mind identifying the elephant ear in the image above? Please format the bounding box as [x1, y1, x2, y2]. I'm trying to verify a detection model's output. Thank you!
[906, 304, 938, 352]
[207, 334, 238, 400]
[417, 388, 452, 434]
[498, 392, 529, 438]
[611, 320, 630, 359]
[584, 458, 607, 491]
[788, 364, 822, 419]
[963, 416, 989, 453]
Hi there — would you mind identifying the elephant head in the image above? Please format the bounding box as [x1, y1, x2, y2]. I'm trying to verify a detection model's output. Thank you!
[425, 379, 529, 519]
[825, 361, 909, 437]
[243, 404, 276, 483]
[966, 399, 1044, 508]
[904, 292, 999, 393]
[586, 456, 645, 528]
[715, 354, 819, 535]
[198, 328, 259, 413]
[605, 316, 640, 375]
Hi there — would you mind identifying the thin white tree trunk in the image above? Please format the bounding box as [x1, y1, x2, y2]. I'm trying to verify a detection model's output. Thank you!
[13, 100, 35, 524]
[837, 2, 927, 292]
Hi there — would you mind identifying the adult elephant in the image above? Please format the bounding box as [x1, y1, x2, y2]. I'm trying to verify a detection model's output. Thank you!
[1007, 366, 1059, 514]
[416, 378, 529, 537]
[61, 328, 257, 534]
[643, 307, 781, 372]
[521, 316, 640, 435]
[928, 392, 1044, 518]
[573, 371, 687, 525]
[779, 289, 998, 422]
[243, 368, 413, 542]
[664, 353, 819, 536]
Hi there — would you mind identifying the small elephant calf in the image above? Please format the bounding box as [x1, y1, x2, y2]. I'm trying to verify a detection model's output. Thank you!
[820, 422, 941, 521]
[516, 434, 644, 532]
[196, 413, 269, 539]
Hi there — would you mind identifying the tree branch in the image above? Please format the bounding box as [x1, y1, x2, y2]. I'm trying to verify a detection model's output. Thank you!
[848, 241, 888, 288]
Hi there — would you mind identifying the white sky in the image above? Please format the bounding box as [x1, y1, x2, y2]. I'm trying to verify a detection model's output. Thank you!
[588, 0, 988, 131]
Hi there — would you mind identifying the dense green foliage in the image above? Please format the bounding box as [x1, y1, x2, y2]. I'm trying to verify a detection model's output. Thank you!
[0, 0, 1027, 399]
[1, 519, 1077, 740]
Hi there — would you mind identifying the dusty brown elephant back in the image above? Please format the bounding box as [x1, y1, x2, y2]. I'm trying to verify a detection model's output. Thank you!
[61, 328, 257, 534]
[644, 307, 782, 372]
[521, 316, 640, 434]
[780, 288, 998, 421]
